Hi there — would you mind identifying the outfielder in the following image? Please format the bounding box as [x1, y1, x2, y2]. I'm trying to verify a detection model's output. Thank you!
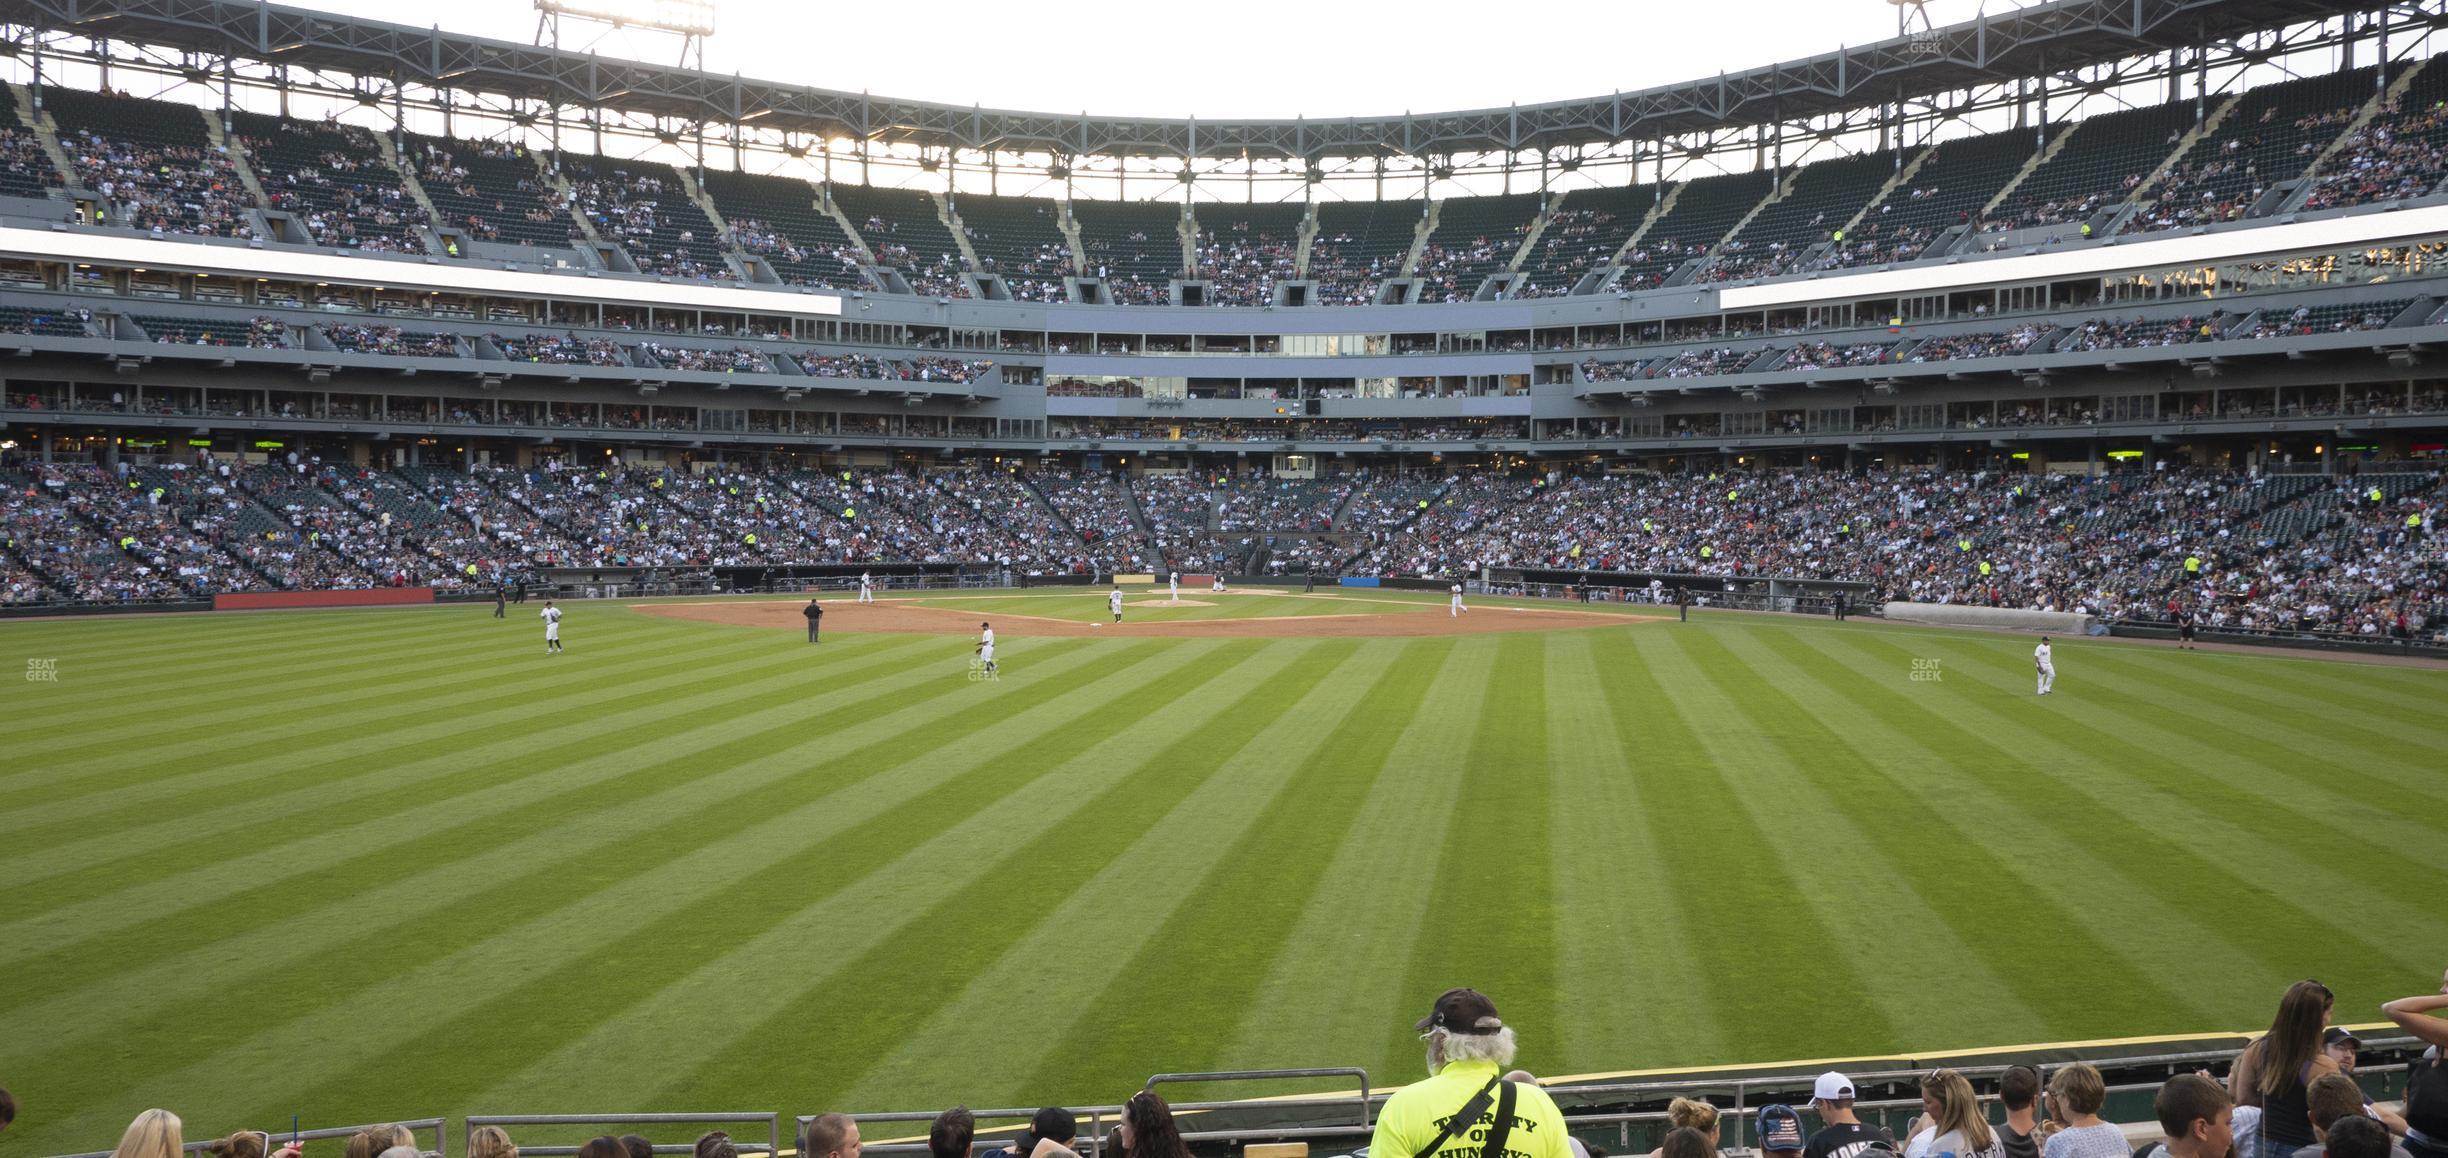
[858, 570, 875, 603]
[1109, 585, 1124, 623]
[541, 600, 564, 654]
[1450, 583, 1467, 617]
[2034, 635, 2055, 695]
[976, 621, 997, 675]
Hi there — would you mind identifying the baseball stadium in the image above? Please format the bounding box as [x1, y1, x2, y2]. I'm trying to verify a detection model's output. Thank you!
[1, 4, 2446, 1158]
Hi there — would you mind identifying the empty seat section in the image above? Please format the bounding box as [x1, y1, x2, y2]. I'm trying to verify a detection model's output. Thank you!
[1838, 130, 2039, 265]
[1616, 170, 1772, 290]
[406, 135, 576, 248]
[953, 192, 1072, 303]
[1515, 182, 1658, 298]
[1706, 150, 1901, 281]
[1191, 203, 1303, 306]
[558, 154, 734, 279]
[829, 184, 966, 296]
[0, 85, 62, 198]
[1309, 201, 1422, 305]
[1416, 192, 1542, 302]
[230, 111, 427, 253]
[0, 304, 92, 337]
[697, 168, 868, 288]
[1989, 98, 2200, 230]
[1073, 200, 1183, 305]
[2142, 66, 2377, 227]
[43, 87, 255, 236]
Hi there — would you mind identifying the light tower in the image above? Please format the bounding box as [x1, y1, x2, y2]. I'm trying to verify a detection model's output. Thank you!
[533, 0, 717, 70]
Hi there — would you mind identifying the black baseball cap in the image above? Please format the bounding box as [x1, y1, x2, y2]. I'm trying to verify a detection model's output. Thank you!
[1415, 988, 1504, 1035]
[2324, 1027, 2361, 1048]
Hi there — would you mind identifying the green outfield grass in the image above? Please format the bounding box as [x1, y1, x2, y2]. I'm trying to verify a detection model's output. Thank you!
[3, 596, 2446, 1154]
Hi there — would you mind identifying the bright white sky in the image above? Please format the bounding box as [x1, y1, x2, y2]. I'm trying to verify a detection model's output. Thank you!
[278, 0, 2054, 120]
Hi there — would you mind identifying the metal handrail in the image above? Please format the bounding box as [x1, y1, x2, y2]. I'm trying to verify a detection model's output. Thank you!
[466, 1114, 779, 1158]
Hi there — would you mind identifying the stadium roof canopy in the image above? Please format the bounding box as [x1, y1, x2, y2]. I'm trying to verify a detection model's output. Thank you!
[0, 0, 2415, 161]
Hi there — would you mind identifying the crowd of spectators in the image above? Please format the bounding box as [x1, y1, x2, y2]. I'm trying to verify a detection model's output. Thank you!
[64, 126, 257, 238]
[492, 331, 627, 366]
[246, 122, 428, 253]
[640, 342, 775, 374]
[2304, 97, 2448, 210]
[563, 165, 731, 281]
[321, 323, 459, 357]
[1215, 476, 1354, 533]
[148, 316, 289, 349]
[416, 142, 571, 245]
[1906, 325, 2053, 361]
[1194, 222, 1297, 307]
[1778, 341, 1897, 370]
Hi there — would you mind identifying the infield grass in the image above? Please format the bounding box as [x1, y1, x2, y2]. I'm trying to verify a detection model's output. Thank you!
[3, 593, 2445, 1153]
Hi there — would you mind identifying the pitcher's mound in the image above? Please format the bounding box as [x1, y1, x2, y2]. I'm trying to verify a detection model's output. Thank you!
[1136, 598, 1213, 608]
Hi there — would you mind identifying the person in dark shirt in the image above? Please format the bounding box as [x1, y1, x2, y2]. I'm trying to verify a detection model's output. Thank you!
[1806, 1072, 1897, 1158]
[493, 584, 506, 618]
[1997, 1065, 2043, 1158]
[803, 598, 824, 644]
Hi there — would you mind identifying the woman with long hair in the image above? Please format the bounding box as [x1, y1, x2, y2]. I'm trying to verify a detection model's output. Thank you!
[1920, 1071, 2000, 1158]
[1119, 1092, 1189, 1158]
[2229, 980, 2341, 1158]
[111, 1111, 184, 1158]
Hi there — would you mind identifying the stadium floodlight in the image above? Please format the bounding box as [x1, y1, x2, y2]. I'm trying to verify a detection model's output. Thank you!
[534, 0, 715, 38]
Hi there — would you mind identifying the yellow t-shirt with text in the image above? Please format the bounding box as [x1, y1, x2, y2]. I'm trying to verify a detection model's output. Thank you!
[1368, 1060, 1571, 1158]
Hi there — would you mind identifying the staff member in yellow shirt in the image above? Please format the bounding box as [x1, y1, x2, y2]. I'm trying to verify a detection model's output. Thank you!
[1369, 989, 1572, 1158]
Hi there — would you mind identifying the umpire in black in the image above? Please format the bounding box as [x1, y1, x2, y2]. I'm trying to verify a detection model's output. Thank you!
[804, 597, 824, 643]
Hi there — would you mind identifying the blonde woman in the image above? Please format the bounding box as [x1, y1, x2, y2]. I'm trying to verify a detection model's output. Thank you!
[1918, 1071, 2002, 1158]
[1646, 1098, 1722, 1158]
[111, 1110, 184, 1158]
[468, 1127, 519, 1158]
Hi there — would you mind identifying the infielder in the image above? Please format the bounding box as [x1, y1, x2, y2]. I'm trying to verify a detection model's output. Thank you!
[1169, 570, 1181, 601]
[976, 621, 997, 675]
[1109, 586, 1124, 623]
[858, 570, 875, 603]
[541, 600, 564, 654]
[2034, 635, 2055, 695]
[1450, 583, 1467, 617]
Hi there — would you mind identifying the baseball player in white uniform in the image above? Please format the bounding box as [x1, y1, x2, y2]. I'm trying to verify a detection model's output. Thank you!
[2034, 635, 2055, 695]
[1108, 586, 1124, 623]
[541, 600, 564, 654]
[1450, 583, 1467, 617]
[858, 571, 874, 603]
[1211, 573, 1225, 593]
[976, 621, 997, 674]
[1169, 570, 1180, 601]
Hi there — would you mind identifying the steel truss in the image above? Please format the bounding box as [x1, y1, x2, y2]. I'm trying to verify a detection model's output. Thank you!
[1, 0, 2446, 199]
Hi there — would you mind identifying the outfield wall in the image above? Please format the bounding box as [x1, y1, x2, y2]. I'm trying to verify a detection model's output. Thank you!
[214, 587, 436, 611]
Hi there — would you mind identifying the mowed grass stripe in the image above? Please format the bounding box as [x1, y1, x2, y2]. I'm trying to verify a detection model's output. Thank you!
[1935, 640, 2448, 876]
[1224, 638, 1496, 1082]
[1587, 633, 1900, 1061]
[0, 633, 935, 906]
[856, 636, 1410, 1106]
[0, 611, 727, 768]
[724, 639, 1371, 1112]
[0, 632, 1006, 1037]
[1681, 626, 2205, 1036]
[1886, 637, 2448, 957]
[0, 607, 492, 693]
[1541, 631, 1728, 1067]
[1398, 633, 1561, 1053]
[2069, 647, 2448, 805]
[1811, 630, 2420, 998]
[0, 628, 907, 838]
[1642, 627, 2051, 1050]
[1724, 627, 2239, 1033]
[0, 603, 685, 726]
[235, 638, 1251, 1127]
[1019, 639, 1454, 1097]
[45, 638, 1191, 1148]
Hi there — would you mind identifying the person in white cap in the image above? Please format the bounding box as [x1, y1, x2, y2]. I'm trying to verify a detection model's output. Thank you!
[2034, 636, 2056, 696]
[1806, 1071, 1896, 1158]
[1367, 988, 1571, 1158]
